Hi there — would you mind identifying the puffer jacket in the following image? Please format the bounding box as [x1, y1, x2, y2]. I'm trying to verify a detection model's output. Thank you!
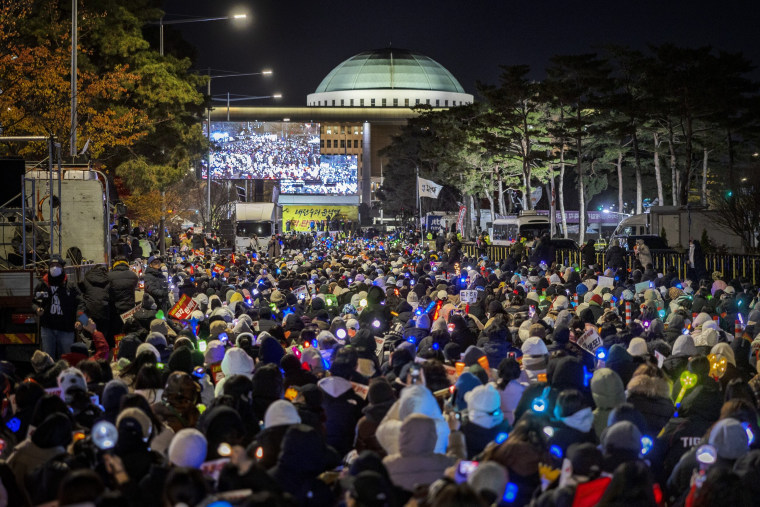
[143, 266, 169, 311]
[626, 374, 674, 437]
[382, 414, 456, 492]
[79, 265, 111, 322]
[317, 376, 365, 457]
[108, 262, 138, 314]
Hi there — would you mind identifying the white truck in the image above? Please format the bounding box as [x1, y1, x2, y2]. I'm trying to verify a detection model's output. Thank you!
[491, 211, 551, 246]
[612, 206, 744, 252]
[235, 202, 276, 252]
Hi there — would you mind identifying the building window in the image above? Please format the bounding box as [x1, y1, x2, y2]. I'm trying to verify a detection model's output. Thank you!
[393, 98, 398, 106]
[405, 98, 409, 107]
[360, 98, 364, 106]
[341, 126, 345, 134]
[320, 140, 324, 148]
[416, 98, 420, 105]
[426, 99, 430, 105]
[340, 140, 345, 149]
[332, 100, 335, 106]
[371, 98, 375, 106]
[353, 139, 358, 148]
[350, 99, 354, 106]
[436, 99, 440, 107]
[445, 100, 449, 106]
[382, 98, 387, 107]
[326, 127, 331, 134]
[360, 140, 363, 148]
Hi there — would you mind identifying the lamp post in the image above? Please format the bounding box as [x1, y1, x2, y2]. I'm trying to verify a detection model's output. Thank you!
[153, 12, 246, 254]
[205, 70, 276, 230]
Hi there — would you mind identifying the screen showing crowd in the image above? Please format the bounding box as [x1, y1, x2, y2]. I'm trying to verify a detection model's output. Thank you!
[280, 155, 358, 195]
[204, 121, 320, 180]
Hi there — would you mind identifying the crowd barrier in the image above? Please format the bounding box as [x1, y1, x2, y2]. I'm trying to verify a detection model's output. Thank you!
[461, 244, 760, 285]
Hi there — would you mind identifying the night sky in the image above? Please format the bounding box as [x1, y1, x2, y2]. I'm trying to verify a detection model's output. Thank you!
[162, 0, 760, 106]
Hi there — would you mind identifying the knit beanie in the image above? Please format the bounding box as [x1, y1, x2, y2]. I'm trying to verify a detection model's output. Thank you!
[367, 377, 396, 405]
[708, 418, 749, 460]
[168, 429, 208, 468]
[221, 347, 254, 377]
[31, 350, 54, 373]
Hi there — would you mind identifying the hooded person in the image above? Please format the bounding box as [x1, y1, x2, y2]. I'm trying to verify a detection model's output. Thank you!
[662, 334, 698, 397]
[710, 342, 745, 391]
[382, 414, 457, 492]
[544, 389, 596, 457]
[257, 334, 285, 366]
[403, 312, 431, 346]
[281, 353, 319, 389]
[7, 412, 73, 491]
[376, 383, 452, 456]
[519, 336, 549, 384]
[317, 348, 367, 457]
[590, 368, 626, 437]
[666, 417, 750, 500]
[355, 377, 397, 458]
[460, 384, 512, 458]
[246, 399, 302, 470]
[625, 364, 674, 437]
[214, 347, 254, 397]
[268, 424, 335, 506]
[492, 357, 525, 426]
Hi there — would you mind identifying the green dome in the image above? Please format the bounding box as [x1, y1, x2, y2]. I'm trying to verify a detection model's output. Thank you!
[314, 48, 466, 94]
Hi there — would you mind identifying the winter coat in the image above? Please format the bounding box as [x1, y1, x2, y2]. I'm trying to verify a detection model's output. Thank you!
[143, 266, 169, 312]
[493, 379, 525, 426]
[268, 425, 334, 506]
[626, 375, 674, 436]
[266, 238, 281, 258]
[382, 414, 456, 492]
[376, 384, 451, 456]
[33, 274, 84, 332]
[636, 241, 652, 268]
[606, 245, 626, 271]
[354, 398, 395, 457]
[461, 417, 512, 459]
[7, 438, 66, 492]
[581, 241, 596, 268]
[546, 407, 596, 457]
[318, 376, 365, 457]
[489, 439, 547, 507]
[79, 265, 111, 323]
[108, 262, 138, 314]
[590, 368, 626, 437]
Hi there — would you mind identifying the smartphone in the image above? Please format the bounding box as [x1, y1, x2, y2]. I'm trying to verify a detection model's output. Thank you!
[218, 332, 229, 343]
[455, 460, 479, 483]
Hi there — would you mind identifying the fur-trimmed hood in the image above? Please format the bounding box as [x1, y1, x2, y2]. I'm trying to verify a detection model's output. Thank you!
[627, 374, 670, 399]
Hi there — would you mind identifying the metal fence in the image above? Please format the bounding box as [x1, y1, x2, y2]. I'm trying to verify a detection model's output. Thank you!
[462, 244, 760, 285]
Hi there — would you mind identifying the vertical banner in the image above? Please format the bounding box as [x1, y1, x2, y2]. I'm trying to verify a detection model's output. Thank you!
[456, 205, 466, 234]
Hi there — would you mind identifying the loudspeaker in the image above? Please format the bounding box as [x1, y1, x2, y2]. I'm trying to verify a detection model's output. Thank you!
[0, 158, 24, 207]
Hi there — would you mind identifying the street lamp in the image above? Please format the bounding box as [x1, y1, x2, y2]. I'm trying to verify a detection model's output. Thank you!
[205, 70, 275, 228]
[158, 13, 247, 56]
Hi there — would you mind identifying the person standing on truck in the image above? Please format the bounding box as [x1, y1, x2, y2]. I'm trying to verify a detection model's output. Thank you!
[78, 265, 111, 345]
[267, 234, 281, 258]
[144, 255, 169, 313]
[606, 239, 627, 272]
[33, 255, 85, 360]
[635, 239, 652, 270]
[687, 239, 708, 284]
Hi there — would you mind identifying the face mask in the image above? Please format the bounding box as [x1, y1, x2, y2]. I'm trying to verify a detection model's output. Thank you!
[50, 266, 63, 277]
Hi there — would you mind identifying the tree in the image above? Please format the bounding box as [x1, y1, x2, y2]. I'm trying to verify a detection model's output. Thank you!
[713, 176, 760, 252]
[545, 54, 611, 244]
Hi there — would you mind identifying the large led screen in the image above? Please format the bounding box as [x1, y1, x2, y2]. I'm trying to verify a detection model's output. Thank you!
[204, 121, 320, 180]
[280, 155, 358, 195]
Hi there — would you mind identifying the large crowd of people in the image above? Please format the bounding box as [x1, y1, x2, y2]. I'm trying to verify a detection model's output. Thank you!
[3, 231, 759, 506]
[209, 133, 320, 180]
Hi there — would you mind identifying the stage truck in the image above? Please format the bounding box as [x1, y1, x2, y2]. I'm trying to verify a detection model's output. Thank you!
[490, 211, 551, 246]
[612, 206, 744, 253]
[234, 202, 276, 252]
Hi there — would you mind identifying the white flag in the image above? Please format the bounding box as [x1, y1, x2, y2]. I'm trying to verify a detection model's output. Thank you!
[418, 177, 443, 198]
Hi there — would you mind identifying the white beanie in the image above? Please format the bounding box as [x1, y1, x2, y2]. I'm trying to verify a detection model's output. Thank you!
[553, 295, 569, 311]
[627, 338, 649, 357]
[693, 312, 712, 328]
[221, 347, 254, 377]
[264, 399, 302, 428]
[168, 429, 207, 468]
[521, 336, 549, 356]
[464, 384, 504, 429]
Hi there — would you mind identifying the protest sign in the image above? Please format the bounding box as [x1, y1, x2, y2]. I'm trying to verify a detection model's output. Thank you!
[168, 294, 199, 320]
[460, 290, 478, 303]
[120, 304, 141, 323]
